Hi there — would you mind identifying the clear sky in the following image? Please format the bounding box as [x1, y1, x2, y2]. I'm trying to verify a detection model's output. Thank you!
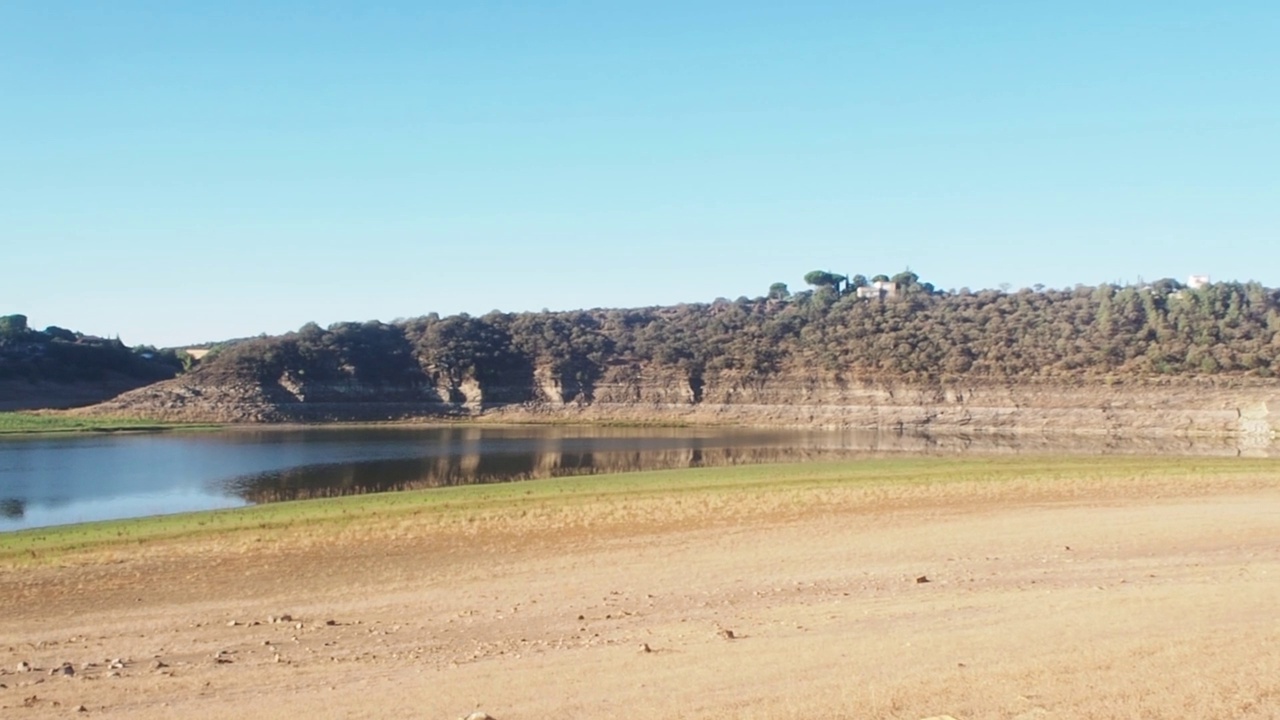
[3, 1, 1277, 347]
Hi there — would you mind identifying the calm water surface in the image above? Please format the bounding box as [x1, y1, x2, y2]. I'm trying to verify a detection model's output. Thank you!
[1, 426, 1274, 531]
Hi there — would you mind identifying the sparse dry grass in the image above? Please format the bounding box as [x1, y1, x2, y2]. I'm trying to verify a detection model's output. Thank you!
[2, 455, 1278, 719]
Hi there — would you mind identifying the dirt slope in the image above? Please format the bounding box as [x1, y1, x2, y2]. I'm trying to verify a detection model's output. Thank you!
[2, 476, 1277, 719]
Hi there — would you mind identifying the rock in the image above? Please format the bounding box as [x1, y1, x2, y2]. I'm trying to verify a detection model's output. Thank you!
[16, 661, 31, 672]
[916, 575, 931, 584]
[55, 663, 75, 677]
[719, 629, 737, 640]
[76, 705, 88, 713]
[639, 643, 652, 653]
[325, 619, 337, 626]
[151, 660, 168, 670]
[107, 659, 125, 670]
[460, 713, 495, 720]
[227, 620, 239, 627]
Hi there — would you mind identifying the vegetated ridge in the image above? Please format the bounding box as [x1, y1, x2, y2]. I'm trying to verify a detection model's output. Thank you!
[87, 273, 1280, 436]
[0, 314, 182, 411]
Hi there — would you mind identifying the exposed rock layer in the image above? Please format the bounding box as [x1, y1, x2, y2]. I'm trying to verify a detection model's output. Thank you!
[83, 362, 1280, 439]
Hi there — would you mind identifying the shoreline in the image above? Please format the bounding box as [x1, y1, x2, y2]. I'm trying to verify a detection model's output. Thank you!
[2, 456, 1277, 718]
[5, 454, 1278, 562]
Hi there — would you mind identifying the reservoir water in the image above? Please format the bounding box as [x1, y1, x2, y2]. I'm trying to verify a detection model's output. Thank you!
[1, 425, 1275, 531]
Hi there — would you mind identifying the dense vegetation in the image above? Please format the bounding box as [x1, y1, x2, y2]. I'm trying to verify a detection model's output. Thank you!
[0, 314, 182, 384]
[195, 275, 1280, 397]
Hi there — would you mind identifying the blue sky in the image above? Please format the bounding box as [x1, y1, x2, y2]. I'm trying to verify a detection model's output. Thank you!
[3, 1, 1277, 347]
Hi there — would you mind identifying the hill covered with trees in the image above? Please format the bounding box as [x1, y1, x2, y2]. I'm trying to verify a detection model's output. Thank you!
[0, 314, 182, 410]
[89, 274, 1280, 434]
[199, 273, 1278, 387]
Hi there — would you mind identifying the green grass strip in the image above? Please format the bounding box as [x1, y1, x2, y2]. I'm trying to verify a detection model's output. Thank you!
[0, 411, 219, 434]
[2, 455, 1276, 565]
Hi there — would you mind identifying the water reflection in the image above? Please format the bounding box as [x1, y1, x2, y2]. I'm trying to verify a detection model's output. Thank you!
[0, 425, 1275, 531]
[223, 429, 1277, 504]
[225, 445, 852, 503]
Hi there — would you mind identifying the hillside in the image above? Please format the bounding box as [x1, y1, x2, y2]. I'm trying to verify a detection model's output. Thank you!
[0, 314, 182, 410]
[87, 277, 1280, 436]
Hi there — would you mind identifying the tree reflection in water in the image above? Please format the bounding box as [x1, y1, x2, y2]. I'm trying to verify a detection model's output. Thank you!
[225, 445, 847, 504]
[0, 498, 24, 519]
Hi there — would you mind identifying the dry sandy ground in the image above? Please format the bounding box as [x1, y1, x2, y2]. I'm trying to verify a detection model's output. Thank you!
[2, 477, 1278, 719]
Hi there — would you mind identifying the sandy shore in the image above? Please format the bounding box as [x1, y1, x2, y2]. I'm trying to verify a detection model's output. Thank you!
[2, 470, 1278, 719]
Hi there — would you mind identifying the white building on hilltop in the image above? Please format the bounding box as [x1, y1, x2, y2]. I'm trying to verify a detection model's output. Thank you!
[1187, 274, 1210, 289]
[855, 280, 898, 300]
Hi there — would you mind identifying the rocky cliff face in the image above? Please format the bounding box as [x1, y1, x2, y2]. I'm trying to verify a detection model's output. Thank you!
[82, 360, 1280, 440]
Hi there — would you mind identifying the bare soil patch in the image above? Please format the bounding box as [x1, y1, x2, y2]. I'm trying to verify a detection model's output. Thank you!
[1, 473, 1277, 719]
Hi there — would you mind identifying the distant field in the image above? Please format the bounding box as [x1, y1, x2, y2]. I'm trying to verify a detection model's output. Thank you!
[0, 411, 217, 435]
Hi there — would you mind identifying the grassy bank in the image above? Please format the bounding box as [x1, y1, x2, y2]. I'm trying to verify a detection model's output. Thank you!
[0, 411, 220, 435]
[3, 455, 1277, 566]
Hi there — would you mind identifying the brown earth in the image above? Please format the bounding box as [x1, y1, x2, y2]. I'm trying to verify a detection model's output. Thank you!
[0, 379, 163, 412]
[2, 473, 1278, 719]
[83, 365, 1280, 440]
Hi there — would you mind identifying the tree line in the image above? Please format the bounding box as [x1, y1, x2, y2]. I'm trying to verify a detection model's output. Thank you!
[195, 274, 1280, 397]
[0, 314, 182, 384]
